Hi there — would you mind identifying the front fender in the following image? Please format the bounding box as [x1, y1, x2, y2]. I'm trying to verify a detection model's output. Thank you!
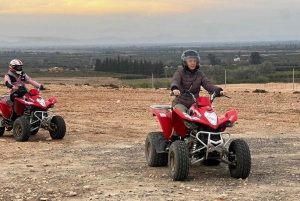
[219, 109, 238, 131]
[172, 108, 188, 137]
[224, 109, 238, 123]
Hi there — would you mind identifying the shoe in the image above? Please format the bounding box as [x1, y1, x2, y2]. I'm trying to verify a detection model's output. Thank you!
[183, 121, 198, 129]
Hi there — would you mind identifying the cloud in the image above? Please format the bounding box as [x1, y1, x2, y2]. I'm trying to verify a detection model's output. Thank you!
[1, 0, 299, 16]
[0, 0, 238, 15]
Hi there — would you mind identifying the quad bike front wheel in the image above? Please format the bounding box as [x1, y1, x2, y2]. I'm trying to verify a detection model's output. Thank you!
[13, 116, 31, 142]
[49, 116, 66, 139]
[228, 139, 251, 179]
[145, 132, 168, 167]
[168, 140, 190, 181]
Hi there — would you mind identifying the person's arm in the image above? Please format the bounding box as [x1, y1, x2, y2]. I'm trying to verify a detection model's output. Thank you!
[5, 75, 18, 91]
[171, 70, 182, 94]
[201, 75, 223, 93]
[24, 74, 41, 88]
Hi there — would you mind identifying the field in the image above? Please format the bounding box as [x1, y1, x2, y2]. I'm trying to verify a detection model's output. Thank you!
[0, 77, 299, 201]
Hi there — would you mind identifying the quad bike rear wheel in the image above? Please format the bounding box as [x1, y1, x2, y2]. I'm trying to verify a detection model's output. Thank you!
[145, 132, 168, 167]
[228, 139, 251, 179]
[13, 116, 31, 142]
[168, 140, 190, 181]
[0, 127, 5, 137]
[49, 116, 66, 139]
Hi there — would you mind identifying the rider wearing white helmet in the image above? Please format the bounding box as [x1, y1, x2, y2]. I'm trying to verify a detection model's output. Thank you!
[5, 59, 46, 101]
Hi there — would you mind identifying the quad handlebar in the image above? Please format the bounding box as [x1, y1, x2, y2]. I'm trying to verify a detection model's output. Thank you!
[170, 89, 230, 105]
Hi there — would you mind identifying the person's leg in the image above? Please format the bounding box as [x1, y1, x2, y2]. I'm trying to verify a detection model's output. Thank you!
[173, 104, 197, 130]
[173, 103, 188, 113]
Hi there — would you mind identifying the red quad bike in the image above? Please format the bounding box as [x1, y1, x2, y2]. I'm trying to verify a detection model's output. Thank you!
[0, 86, 66, 142]
[145, 90, 251, 181]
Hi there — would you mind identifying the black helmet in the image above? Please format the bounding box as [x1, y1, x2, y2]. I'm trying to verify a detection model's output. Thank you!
[181, 50, 200, 70]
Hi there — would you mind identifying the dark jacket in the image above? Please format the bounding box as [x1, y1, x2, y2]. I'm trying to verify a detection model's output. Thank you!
[171, 69, 222, 108]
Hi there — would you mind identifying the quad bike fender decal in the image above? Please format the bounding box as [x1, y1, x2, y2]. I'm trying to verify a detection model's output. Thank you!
[0, 101, 12, 120]
[172, 108, 200, 121]
[150, 109, 173, 140]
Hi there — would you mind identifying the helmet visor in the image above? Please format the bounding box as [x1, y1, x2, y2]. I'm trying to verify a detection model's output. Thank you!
[185, 56, 200, 63]
[13, 65, 23, 71]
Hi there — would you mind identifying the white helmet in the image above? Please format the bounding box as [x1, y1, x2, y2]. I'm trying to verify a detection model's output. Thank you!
[9, 59, 23, 74]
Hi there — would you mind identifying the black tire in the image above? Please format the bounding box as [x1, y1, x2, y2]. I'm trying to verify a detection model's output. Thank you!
[49, 116, 66, 139]
[228, 139, 251, 179]
[31, 128, 39, 135]
[13, 116, 31, 142]
[0, 127, 5, 137]
[168, 140, 190, 181]
[202, 159, 221, 166]
[145, 132, 168, 167]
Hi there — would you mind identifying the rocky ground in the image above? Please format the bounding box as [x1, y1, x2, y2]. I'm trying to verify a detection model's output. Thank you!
[0, 78, 299, 201]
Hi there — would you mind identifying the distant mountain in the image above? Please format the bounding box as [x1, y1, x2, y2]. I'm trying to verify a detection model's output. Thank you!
[0, 34, 205, 47]
[0, 34, 299, 47]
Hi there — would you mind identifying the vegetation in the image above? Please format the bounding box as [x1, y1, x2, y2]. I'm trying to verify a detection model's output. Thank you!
[250, 52, 263, 65]
[0, 41, 299, 88]
[94, 55, 164, 76]
[207, 53, 221, 66]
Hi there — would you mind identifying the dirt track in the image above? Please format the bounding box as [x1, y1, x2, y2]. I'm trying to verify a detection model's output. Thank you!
[0, 78, 299, 201]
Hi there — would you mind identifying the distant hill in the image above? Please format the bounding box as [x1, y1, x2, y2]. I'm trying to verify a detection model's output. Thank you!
[1, 34, 300, 47]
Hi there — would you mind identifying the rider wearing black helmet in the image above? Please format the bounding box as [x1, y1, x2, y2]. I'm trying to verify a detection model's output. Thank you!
[171, 50, 225, 129]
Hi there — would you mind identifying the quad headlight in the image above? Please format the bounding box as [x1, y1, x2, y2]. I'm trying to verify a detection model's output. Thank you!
[37, 98, 46, 107]
[204, 111, 218, 125]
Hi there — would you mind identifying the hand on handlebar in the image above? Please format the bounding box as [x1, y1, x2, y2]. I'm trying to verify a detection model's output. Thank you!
[172, 89, 180, 96]
[220, 91, 226, 96]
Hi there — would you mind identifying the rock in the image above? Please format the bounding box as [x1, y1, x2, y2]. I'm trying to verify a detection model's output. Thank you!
[69, 191, 77, 196]
[83, 185, 90, 191]
[46, 189, 53, 194]
[217, 193, 228, 200]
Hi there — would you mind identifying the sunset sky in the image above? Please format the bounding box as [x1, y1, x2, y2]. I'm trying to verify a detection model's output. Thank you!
[0, 0, 299, 43]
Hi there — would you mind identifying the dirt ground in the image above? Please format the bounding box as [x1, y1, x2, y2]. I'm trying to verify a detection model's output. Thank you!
[0, 77, 299, 201]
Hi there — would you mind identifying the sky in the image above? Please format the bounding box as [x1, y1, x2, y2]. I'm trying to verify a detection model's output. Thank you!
[0, 0, 300, 44]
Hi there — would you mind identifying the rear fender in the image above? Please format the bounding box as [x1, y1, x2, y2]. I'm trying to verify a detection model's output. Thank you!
[0, 101, 12, 120]
[150, 109, 173, 140]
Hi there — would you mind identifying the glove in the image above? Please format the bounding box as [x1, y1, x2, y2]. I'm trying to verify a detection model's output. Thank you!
[39, 85, 46, 90]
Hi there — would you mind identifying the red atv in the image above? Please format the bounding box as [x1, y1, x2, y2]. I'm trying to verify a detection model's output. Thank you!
[145, 90, 251, 181]
[0, 86, 66, 142]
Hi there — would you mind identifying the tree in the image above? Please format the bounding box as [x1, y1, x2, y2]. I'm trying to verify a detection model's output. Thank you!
[238, 51, 241, 58]
[207, 53, 221, 66]
[250, 52, 262, 65]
